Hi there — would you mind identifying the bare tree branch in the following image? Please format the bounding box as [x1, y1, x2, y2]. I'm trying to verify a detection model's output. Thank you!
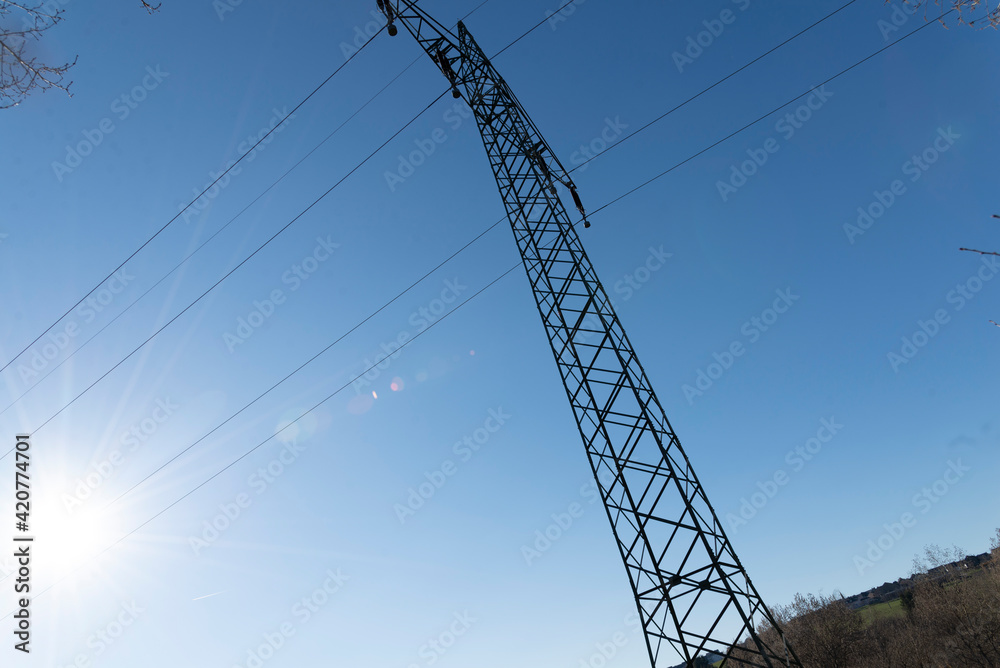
[956, 213, 999, 330]
[959, 247, 1000, 256]
[0, 1, 160, 109]
[891, 0, 1000, 28]
[959, 214, 999, 330]
[0, 1, 74, 108]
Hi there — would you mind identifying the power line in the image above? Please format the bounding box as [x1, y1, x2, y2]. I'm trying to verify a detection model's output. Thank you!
[0, 43, 414, 422]
[62, 5, 961, 549]
[0, 1, 497, 421]
[0, 0, 900, 458]
[0, 0, 574, 477]
[2, 0, 579, 479]
[92, 0, 870, 493]
[0, 27, 384, 379]
[27, 89, 448, 434]
[3, 0, 596, 496]
[102, 1, 953, 500]
[459, 0, 492, 22]
[0, 0, 562, 443]
[566, 0, 861, 176]
[1, 0, 935, 451]
[491, 0, 580, 58]
[101, 217, 507, 511]
[0, 7, 954, 613]
[588, 9, 954, 218]
[0, 265, 518, 599]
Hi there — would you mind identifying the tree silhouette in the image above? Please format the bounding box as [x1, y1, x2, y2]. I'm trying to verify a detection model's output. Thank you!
[0, 1, 159, 109]
[899, 588, 916, 616]
[894, 0, 1000, 27]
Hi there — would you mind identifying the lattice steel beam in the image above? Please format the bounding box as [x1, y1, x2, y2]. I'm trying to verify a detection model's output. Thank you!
[376, 3, 801, 666]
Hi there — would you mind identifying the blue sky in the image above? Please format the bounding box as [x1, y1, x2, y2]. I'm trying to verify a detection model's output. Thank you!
[1, 0, 998, 665]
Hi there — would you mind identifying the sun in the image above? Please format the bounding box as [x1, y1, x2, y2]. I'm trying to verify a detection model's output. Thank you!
[31, 493, 127, 577]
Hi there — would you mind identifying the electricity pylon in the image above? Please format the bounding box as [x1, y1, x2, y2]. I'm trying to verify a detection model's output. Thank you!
[375, 2, 801, 666]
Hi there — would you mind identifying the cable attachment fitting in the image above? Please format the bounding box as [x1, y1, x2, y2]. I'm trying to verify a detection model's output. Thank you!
[527, 141, 557, 196]
[433, 48, 462, 98]
[569, 184, 590, 228]
[376, 0, 398, 36]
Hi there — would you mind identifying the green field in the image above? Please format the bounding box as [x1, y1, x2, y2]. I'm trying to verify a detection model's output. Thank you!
[706, 599, 906, 666]
[858, 597, 907, 625]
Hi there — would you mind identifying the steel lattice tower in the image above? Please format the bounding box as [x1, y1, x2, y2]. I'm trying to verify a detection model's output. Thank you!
[375, 3, 802, 666]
